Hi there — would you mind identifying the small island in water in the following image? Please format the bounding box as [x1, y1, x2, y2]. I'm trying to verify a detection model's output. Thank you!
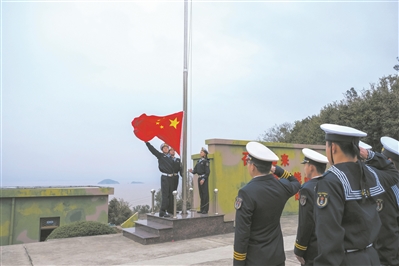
[131, 181, 144, 184]
[98, 179, 119, 184]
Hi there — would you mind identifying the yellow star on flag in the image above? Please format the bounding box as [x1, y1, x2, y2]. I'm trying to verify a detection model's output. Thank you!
[169, 118, 180, 129]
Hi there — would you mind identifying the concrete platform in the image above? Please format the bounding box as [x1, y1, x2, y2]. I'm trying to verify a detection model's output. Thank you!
[0, 215, 300, 266]
[123, 211, 235, 245]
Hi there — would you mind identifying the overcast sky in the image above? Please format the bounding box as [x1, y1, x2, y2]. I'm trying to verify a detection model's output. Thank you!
[2, 1, 398, 186]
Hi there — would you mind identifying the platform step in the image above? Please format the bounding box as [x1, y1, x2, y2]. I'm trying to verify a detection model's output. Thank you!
[123, 211, 235, 245]
[135, 220, 173, 230]
[134, 219, 174, 239]
[122, 227, 160, 245]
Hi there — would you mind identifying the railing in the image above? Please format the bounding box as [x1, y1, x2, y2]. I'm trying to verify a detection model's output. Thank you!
[150, 189, 156, 215]
[214, 188, 218, 215]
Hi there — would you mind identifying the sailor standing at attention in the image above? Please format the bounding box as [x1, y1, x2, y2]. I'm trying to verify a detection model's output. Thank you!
[314, 124, 399, 266]
[294, 148, 328, 266]
[189, 147, 210, 214]
[233, 141, 300, 266]
[169, 147, 182, 214]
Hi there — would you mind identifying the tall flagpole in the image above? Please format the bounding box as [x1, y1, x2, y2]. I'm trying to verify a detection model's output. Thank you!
[182, 0, 189, 214]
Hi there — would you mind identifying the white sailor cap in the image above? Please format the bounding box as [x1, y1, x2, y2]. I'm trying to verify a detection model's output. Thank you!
[246, 141, 279, 164]
[301, 148, 328, 165]
[359, 141, 372, 150]
[381, 136, 399, 162]
[320, 123, 367, 142]
[201, 147, 209, 155]
[160, 143, 169, 150]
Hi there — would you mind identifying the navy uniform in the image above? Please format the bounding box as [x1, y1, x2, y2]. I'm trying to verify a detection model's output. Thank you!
[168, 148, 182, 213]
[314, 124, 399, 266]
[169, 149, 182, 213]
[191, 147, 210, 214]
[170, 151, 182, 192]
[369, 137, 399, 266]
[145, 142, 177, 217]
[234, 141, 300, 266]
[294, 148, 328, 266]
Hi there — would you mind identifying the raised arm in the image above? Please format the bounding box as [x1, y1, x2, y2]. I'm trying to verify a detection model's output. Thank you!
[364, 150, 399, 188]
[273, 165, 300, 196]
[145, 142, 162, 159]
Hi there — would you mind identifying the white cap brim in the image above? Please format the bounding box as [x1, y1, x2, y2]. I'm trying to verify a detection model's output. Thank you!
[246, 142, 279, 162]
[302, 148, 328, 164]
[320, 123, 367, 137]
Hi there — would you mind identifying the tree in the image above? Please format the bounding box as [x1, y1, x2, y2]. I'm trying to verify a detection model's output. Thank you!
[258, 122, 293, 142]
[154, 189, 162, 211]
[286, 115, 324, 145]
[132, 205, 151, 214]
[259, 75, 399, 148]
[108, 198, 133, 225]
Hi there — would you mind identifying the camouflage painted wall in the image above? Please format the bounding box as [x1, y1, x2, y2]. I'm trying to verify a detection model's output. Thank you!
[0, 186, 114, 246]
[192, 139, 327, 221]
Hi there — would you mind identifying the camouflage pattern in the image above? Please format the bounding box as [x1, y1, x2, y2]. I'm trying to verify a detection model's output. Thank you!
[0, 186, 114, 246]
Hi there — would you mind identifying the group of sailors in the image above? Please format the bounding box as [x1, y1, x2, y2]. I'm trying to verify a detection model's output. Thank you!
[233, 123, 399, 266]
[144, 141, 210, 217]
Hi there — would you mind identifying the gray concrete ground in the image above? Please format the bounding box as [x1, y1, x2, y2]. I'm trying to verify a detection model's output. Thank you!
[1, 215, 300, 266]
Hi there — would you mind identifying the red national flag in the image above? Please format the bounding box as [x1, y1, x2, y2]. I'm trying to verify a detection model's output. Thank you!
[131, 111, 184, 155]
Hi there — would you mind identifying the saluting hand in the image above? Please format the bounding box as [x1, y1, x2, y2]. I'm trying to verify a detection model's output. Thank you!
[359, 147, 369, 160]
[270, 165, 276, 174]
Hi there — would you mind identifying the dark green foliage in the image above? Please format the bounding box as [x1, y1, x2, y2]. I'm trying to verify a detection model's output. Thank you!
[177, 192, 191, 211]
[284, 115, 324, 145]
[132, 204, 151, 214]
[258, 122, 293, 142]
[108, 198, 133, 225]
[176, 175, 194, 211]
[46, 221, 116, 240]
[259, 75, 399, 149]
[154, 189, 162, 211]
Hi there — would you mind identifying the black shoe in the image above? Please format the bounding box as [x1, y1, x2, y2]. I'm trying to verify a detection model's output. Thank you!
[197, 211, 202, 213]
[201, 211, 208, 214]
[159, 212, 171, 218]
[159, 210, 169, 217]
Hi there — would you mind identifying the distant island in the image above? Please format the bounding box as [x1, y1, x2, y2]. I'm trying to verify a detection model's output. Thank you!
[98, 179, 119, 184]
[131, 181, 144, 184]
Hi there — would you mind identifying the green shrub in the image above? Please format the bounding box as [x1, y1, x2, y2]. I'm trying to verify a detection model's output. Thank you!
[46, 221, 117, 240]
[132, 204, 151, 214]
[108, 198, 133, 225]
